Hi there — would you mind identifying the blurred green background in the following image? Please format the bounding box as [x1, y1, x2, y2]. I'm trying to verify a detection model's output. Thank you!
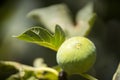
[0, 0, 120, 80]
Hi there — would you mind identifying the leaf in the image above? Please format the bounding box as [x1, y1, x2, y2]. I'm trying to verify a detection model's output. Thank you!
[113, 63, 120, 80]
[54, 25, 66, 47]
[43, 72, 58, 80]
[16, 25, 65, 51]
[7, 71, 38, 80]
[53, 65, 62, 73]
[27, 3, 96, 37]
[0, 61, 37, 80]
[71, 2, 96, 37]
[27, 4, 74, 33]
[7, 73, 21, 80]
[0, 61, 20, 80]
[0, 60, 59, 80]
[22, 71, 38, 80]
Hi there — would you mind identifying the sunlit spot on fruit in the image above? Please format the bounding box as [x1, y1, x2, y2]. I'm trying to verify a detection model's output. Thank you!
[75, 43, 82, 49]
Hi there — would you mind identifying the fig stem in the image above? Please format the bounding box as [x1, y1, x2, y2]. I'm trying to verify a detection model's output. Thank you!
[80, 73, 98, 80]
[58, 70, 68, 80]
[34, 67, 59, 76]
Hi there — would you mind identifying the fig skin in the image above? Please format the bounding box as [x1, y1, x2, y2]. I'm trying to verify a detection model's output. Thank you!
[56, 37, 96, 74]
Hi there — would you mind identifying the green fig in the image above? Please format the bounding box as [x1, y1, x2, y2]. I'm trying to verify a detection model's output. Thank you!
[56, 37, 96, 74]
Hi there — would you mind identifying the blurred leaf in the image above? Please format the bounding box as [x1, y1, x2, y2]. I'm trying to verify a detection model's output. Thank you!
[0, 61, 20, 80]
[26, 76, 38, 80]
[16, 25, 65, 51]
[53, 65, 62, 73]
[73, 2, 96, 36]
[7, 71, 38, 80]
[27, 4, 74, 33]
[35, 71, 58, 80]
[22, 71, 40, 80]
[27, 3, 96, 37]
[76, 2, 94, 22]
[113, 63, 120, 80]
[1, 60, 59, 80]
[33, 58, 47, 68]
[7, 73, 21, 80]
[7, 66, 59, 80]
[43, 72, 58, 80]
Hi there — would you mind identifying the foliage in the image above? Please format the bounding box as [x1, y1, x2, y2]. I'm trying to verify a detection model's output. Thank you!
[0, 58, 60, 80]
[0, 2, 104, 80]
[0, 0, 120, 80]
[16, 25, 65, 51]
[27, 2, 96, 37]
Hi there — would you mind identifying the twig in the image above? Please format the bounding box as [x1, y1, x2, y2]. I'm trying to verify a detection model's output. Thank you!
[80, 73, 98, 80]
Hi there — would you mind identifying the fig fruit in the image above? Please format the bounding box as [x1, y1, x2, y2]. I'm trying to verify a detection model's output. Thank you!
[56, 37, 96, 74]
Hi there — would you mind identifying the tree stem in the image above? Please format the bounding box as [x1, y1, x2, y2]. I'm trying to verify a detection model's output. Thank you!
[35, 67, 59, 76]
[80, 73, 98, 80]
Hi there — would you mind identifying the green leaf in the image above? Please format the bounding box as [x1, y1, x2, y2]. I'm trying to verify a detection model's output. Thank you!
[16, 25, 65, 51]
[22, 71, 38, 80]
[54, 25, 66, 47]
[7, 73, 21, 80]
[43, 72, 58, 80]
[53, 65, 62, 73]
[113, 63, 120, 80]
